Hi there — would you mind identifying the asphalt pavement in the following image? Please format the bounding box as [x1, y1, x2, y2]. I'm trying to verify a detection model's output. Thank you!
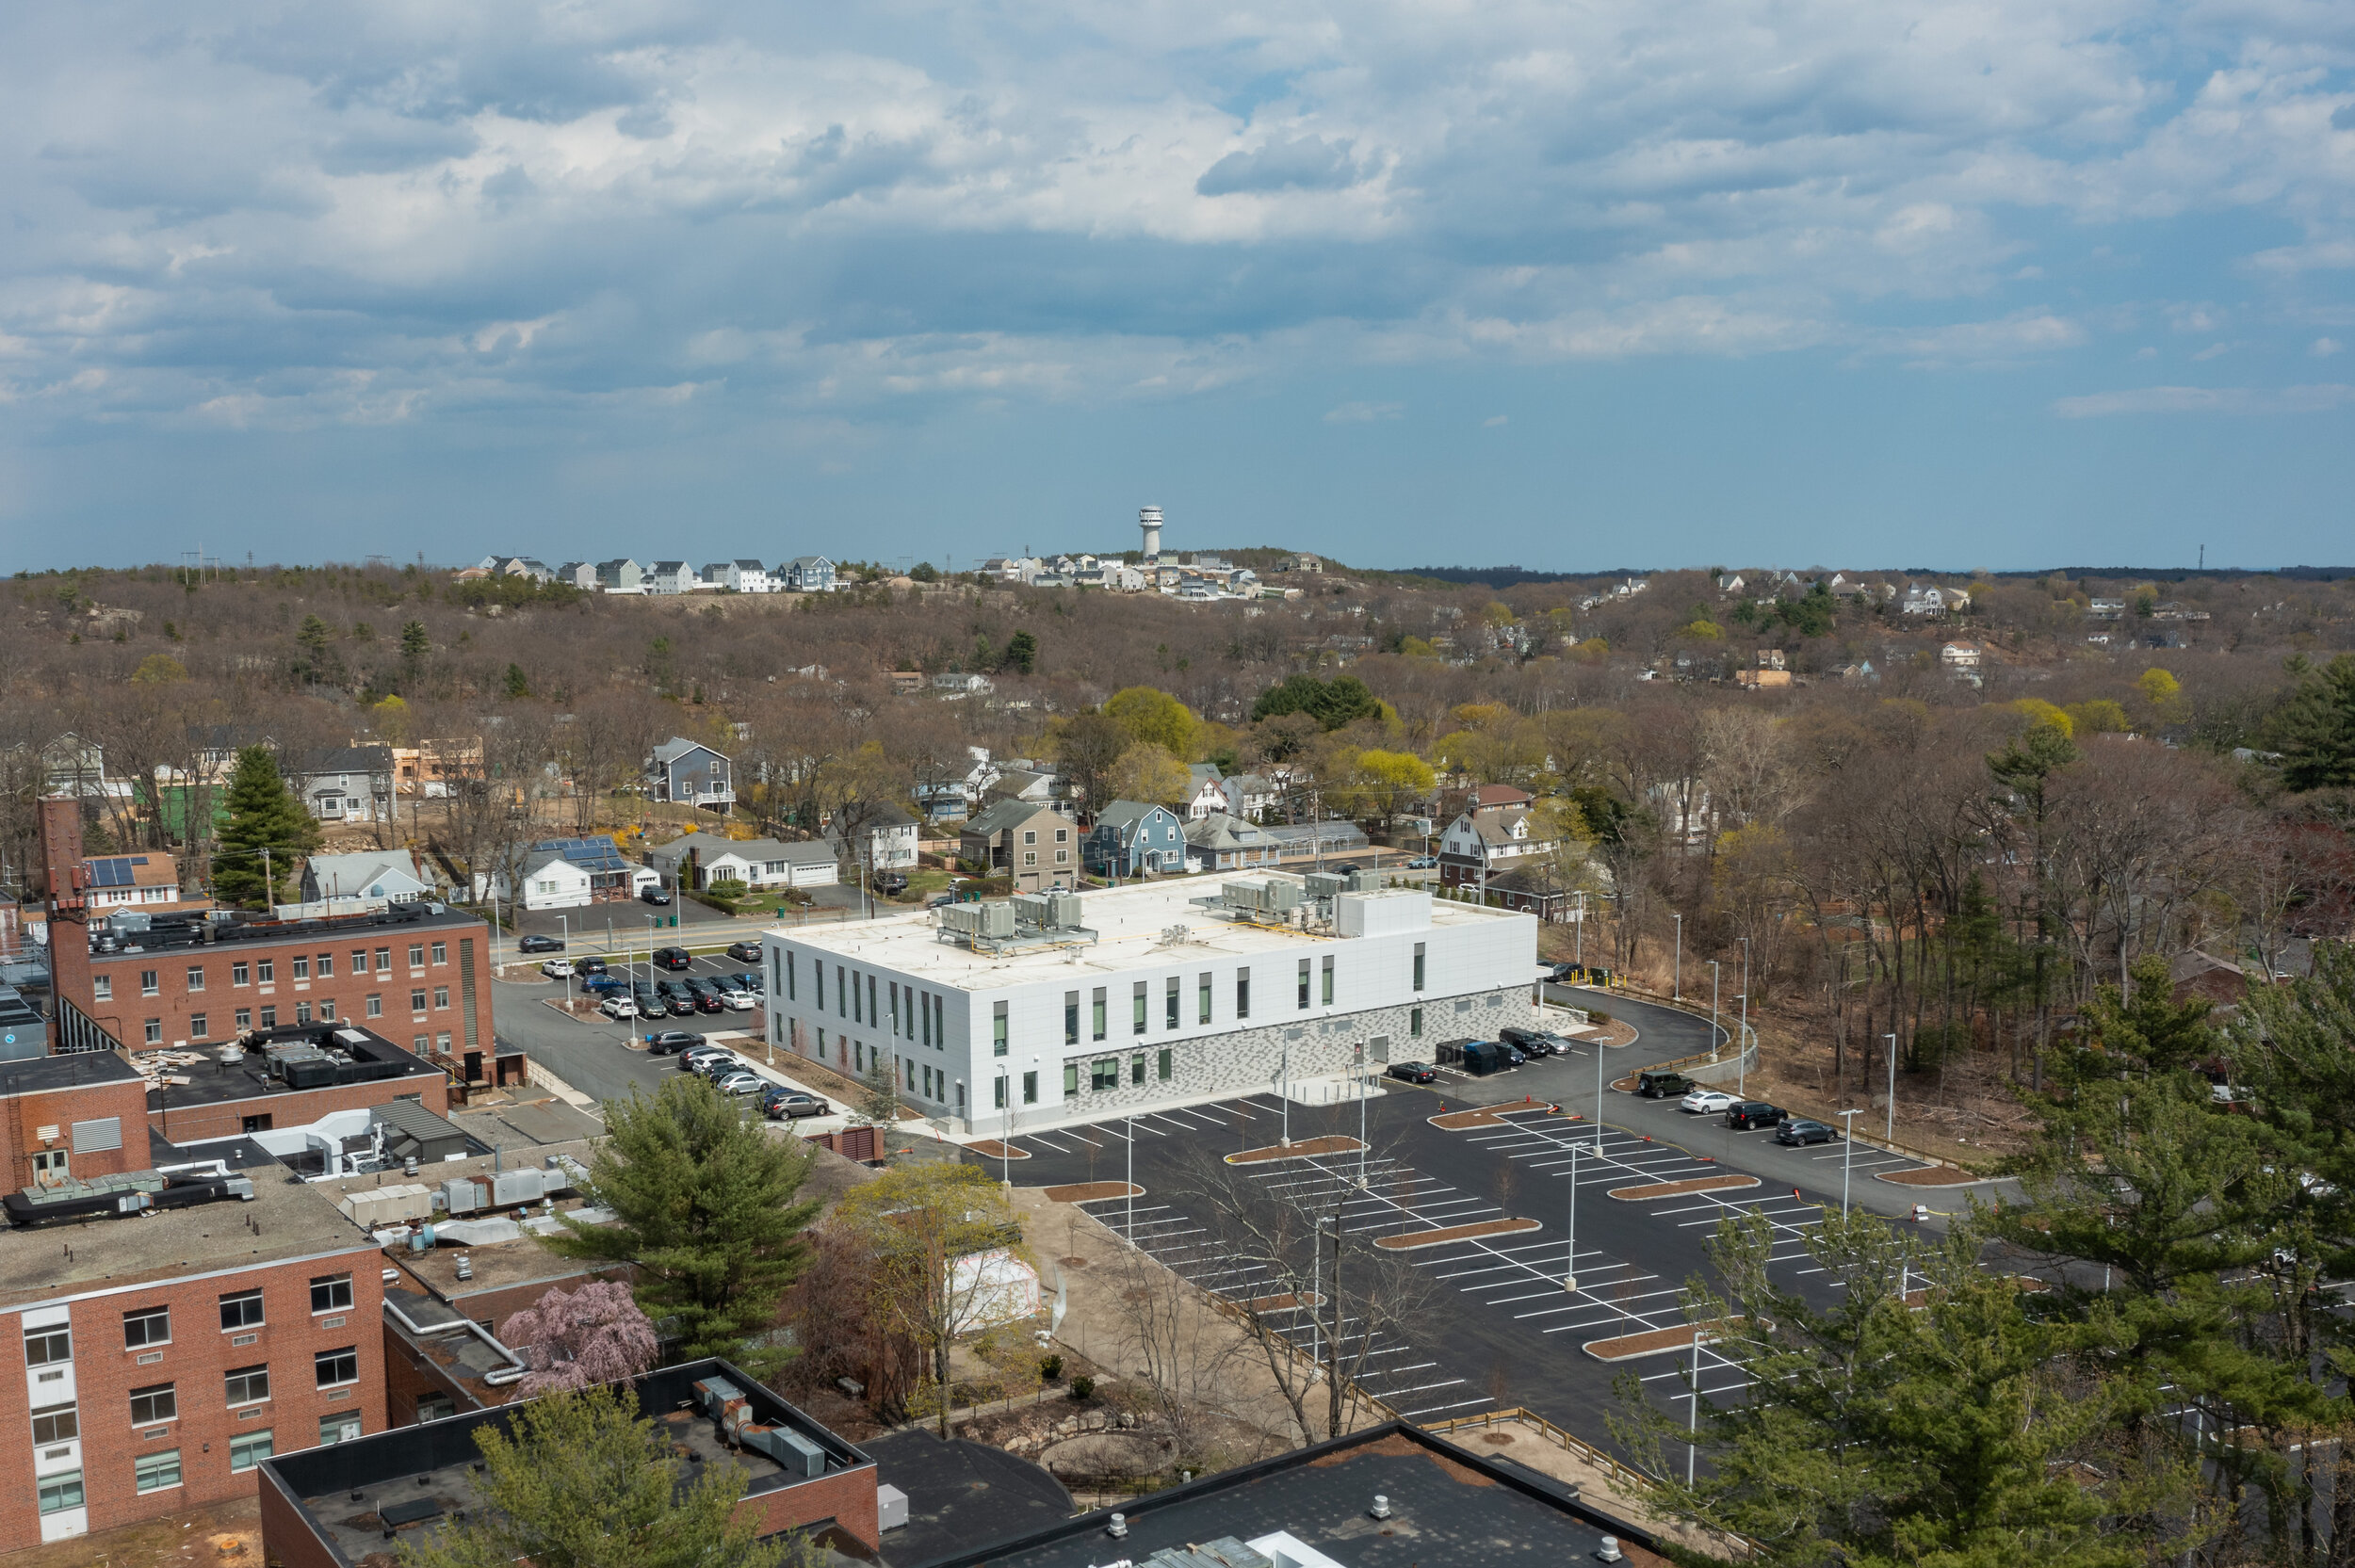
[493, 947, 774, 1107]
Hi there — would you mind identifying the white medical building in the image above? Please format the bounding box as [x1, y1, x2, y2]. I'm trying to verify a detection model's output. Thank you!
[761, 872, 1536, 1134]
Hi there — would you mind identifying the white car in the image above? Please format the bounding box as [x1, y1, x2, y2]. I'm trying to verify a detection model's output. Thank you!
[1681, 1089, 1738, 1115]
[541, 959, 575, 979]
[717, 988, 757, 1011]
[598, 996, 640, 1021]
[713, 1071, 766, 1096]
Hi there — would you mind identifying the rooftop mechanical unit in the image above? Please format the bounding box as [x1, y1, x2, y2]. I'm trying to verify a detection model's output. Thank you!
[1302, 871, 1348, 901]
[1222, 879, 1303, 916]
[939, 901, 1017, 940]
[1011, 891, 1087, 930]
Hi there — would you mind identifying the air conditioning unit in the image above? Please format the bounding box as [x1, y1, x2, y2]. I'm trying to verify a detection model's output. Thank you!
[442, 1177, 484, 1216]
[1044, 891, 1085, 929]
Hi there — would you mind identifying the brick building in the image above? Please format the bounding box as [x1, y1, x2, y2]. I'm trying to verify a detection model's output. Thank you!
[140, 1023, 454, 1146]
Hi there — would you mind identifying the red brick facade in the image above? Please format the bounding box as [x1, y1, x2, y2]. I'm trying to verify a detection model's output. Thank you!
[148, 1072, 451, 1146]
[0, 1073, 150, 1193]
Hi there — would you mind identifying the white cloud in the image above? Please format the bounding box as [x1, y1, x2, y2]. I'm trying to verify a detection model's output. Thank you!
[2052, 383, 2355, 417]
[1324, 400, 1403, 424]
[1484, 413, 1508, 427]
[2313, 337, 2343, 358]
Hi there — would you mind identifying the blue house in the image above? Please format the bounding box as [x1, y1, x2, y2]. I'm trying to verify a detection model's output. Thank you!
[1084, 800, 1186, 879]
[646, 737, 734, 812]
[780, 556, 836, 592]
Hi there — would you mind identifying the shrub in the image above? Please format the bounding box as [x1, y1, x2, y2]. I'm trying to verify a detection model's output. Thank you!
[1039, 1354, 1064, 1382]
[1585, 1010, 1611, 1026]
[1069, 1374, 1095, 1401]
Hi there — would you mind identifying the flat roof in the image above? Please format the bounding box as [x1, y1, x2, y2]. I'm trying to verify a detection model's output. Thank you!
[910, 1423, 1665, 1568]
[0, 1047, 142, 1101]
[139, 1024, 443, 1109]
[0, 1138, 373, 1310]
[769, 878, 1515, 991]
[88, 901, 486, 962]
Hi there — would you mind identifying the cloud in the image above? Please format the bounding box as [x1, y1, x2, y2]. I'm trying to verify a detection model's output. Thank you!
[1196, 136, 1363, 197]
[2314, 338, 2344, 358]
[2052, 384, 2355, 417]
[1484, 413, 1508, 427]
[1324, 400, 1403, 423]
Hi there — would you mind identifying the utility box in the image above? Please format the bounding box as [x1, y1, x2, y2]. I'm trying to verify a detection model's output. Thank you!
[442, 1177, 483, 1216]
[1335, 888, 1430, 938]
[492, 1168, 548, 1206]
[877, 1483, 909, 1531]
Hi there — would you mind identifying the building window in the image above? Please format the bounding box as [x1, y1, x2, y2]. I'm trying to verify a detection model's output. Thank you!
[141, 968, 159, 996]
[1323, 955, 1335, 1007]
[435, 1031, 451, 1052]
[257, 960, 273, 984]
[993, 1075, 1006, 1109]
[258, 1007, 276, 1028]
[376, 946, 391, 972]
[1410, 1006, 1423, 1038]
[232, 962, 250, 987]
[1091, 1058, 1119, 1091]
[135, 1449, 183, 1494]
[1157, 1047, 1173, 1081]
[366, 994, 382, 1018]
[1023, 830, 1037, 846]
[310, 1273, 354, 1314]
[94, 974, 112, 1002]
[413, 1035, 429, 1052]
[1055, 828, 1069, 843]
[408, 945, 424, 968]
[31, 1403, 76, 1444]
[1199, 973, 1211, 1025]
[24, 1324, 71, 1366]
[129, 1383, 177, 1424]
[314, 1347, 359, 1387]
[187, 965, 205, 992]
[124, 1305, 171, 1349]
[1133, 982, 1147, 1035]
[317, 954, 333, 978]
[785, 952, 796, 1001]
[1297, 959, 1310, 1010]
[294, 1002, 312, 1026]
[1092, 988, 1107, 1042]
[1130, 1052, 1145, 1086]
[411, 990, 428, 1014]
[993, 1002, 1008, 1057]
[1236, 968, 1251, 1019]
[219, 1290, 264, 1331]
[145, 1018, 163, 1044]
[431, 942, 447, 964]
[320, 1413, 363, 1446]
[432, 986, 449, 1010]
[869, 975, 879, 1027]
[1023, 851, 1037, 866]
[243, 1113, 272, 1134]
[234, 1008, 252, 1031]
[1064, 992, 1079, 1045]
[223, 1366, 270, 1406]
[1023, 1071, 1038, 1104]
[291, 958, 309, 981]
[189, 1013, 208, 1040]
[352, 949, 368, 974]
[228, 1431, 272, 1473]
[1063, 1063, 1080, 1097]
[836, 966, 847, 1018]
[1413, 943, 1425, 991]
[37, 1471, 82, 1516]
[319, 999, 335, 1022]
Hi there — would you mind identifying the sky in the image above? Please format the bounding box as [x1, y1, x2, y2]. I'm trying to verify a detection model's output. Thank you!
[2, 0, 2351, 574]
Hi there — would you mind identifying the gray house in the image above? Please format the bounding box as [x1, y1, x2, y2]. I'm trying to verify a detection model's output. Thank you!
[300, 850, 435, 907]
[646, 737, 734, 811]
[1183, 811, 1281, 871]
[1084, 801, 1187, 878]
[780, 556, 836, 592]
[643, 560, 701, 595]
[284, 746, 396, 824]
[594, 558, 644, 593]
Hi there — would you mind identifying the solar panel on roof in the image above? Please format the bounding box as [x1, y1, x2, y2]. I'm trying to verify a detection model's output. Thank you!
[89, 859, 134, 887]
[532, 837, 625, 871]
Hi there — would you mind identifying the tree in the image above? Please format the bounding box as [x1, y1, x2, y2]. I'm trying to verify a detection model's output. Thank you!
[1108, 741, 1191, 807]
[502, 1280, 660, 1398]
[2268, 654, 2355, 793]
[1250, 673, 1382, 731]
[394, 1383, 804, 1568]
[1104, 686, 1196, 755]
[1003, 627, 1037, 674]
[851, 1044, 903, 1128]
[541, 1075, 820, 1382]
[1351, 748, 1435, 832]
[130, 654, 187, 685]
[504, 662, 530, 699]
[828, 1163, 1029, 1437]
[1049, 711, 1129, 816]
[401, 619, 430, 662]
[215, 745, 317, 907]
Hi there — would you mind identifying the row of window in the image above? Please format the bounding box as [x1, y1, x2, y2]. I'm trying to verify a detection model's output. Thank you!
[788, 956, 954, 1053]
[136, 987, 449, 1044]
[96, 944, 449, 1003]
[25, 1275, 353, 1368]
[31, 1349, 353, 1444]
[35, 1423, 349, 1516]
[982, 1050, 1177, 1107]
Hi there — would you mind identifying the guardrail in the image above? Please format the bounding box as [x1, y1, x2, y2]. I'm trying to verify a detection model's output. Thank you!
[1419, 1406, 1661, 1495]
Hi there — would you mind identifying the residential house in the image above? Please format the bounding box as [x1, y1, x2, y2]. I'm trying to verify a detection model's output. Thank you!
[915, 747, 999, 823]
[39, 733, 115, 800]
[1084, 800, 1188, 878]
[646, 737, 734, 811]
[502, 558, 556, 582]
[825, 802, 920, 875]
[554, 560, 598, 590]
[1472, 862, 1578, 922]
[390, 739, 482, 799]
[1941, 640, 1984, 671]
[1279, 553, 1324, 574]
[284, 745, 396, 824]
[593, 558, 645, 593]
[1183, 811, 1282, 871]
[523, 836, 648, 901]
[1437, 789, 1554, 892]
[2170, 949, 2249, 1012]
[983, 767, 1061, 807]
[1901, 584, 1969, 616]
[1180, 763, 1227, 821]
[2087, 598, 2126, 621]
[706, 559, 775, 593]
[780, 556, 836, 592]
[931, 672, 996, 699]
[643, 560, 701, 595]
[648, 831, 838, 891]
[888, 671, 926, 696]
[494, 848, 594, 911]
[80, 849, 206, 915]
[959, 800, 1080, 893]
[300, 849, 435, 909]
[1221, 771, 1280, 821]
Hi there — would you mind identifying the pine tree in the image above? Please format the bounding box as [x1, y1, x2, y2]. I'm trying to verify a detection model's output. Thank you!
[1004, 628, 1037, 674]
[540, 1075, 819, 1382]
[215, 746, 317, 907]
[505, 662, 529, 698]
[400, 619, 430, 662]
[2266, 652, 2355, 792]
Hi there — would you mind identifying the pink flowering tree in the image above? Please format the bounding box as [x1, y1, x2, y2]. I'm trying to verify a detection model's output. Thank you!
[502, 1280, 659, 1398]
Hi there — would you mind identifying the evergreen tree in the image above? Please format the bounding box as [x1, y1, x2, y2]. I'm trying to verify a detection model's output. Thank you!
[540, 1075, 819, 1382]
[215, 746, 317, 907]
[1003, 627, 1037, 674]
[396, 1383, 805, 1568]
[400, 619, 430, 663]
[2266, 652, 2355, 792]
[504, 662, 529, 698]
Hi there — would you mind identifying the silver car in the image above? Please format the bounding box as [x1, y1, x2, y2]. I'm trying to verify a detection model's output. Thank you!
[1681, 1089, 1738, 1115]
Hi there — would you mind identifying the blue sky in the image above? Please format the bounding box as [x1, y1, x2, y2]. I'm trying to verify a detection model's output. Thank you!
[3, 0, 2351, 573]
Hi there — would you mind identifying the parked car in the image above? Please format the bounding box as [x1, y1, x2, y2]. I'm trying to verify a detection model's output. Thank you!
[680, 1045, 734, 1074]
[725, 940, 764, 963]
[1405, 855, 1437, 869]
[1327, 860, 1364, 874]
[577, 957, 609, 976]
[1501, 1026, 1569, 1058]
[653, 946, 692, 971]
[1725, 1101, 1786, 1131]
[717, 988, 757, 1011]
[517, 933, 564, 953]
[725, 971, 764, 994]
[713, 1071, 766, 1097]
[1636, 1070, 1693, 1099]
[873, 872, 910, 896]
[540, 959, 575, 979]
[1387, 1060, 1439, 1084]
[762, 1090, 827, 1120]
[598, 996, 639, 1021]
[643, 1030, 703, 1054]
[581, 974, 628, 995]
[682, 976, 718, 999]
[1681, 1089, 1739, 1115]
[640, 885, 673, 905]
[927, 892, 959, 910]
[1777, 1119, 1838, 1146]
[1500, 1042, 1528, 1067]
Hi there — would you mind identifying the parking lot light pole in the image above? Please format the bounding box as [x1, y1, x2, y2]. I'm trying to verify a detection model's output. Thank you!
[1688, 1328, 1702, 1484]
[999, 1071, 1011, 1185]
[1708, 962, 1721, 1059]
[1671, 913, 1681, 1002]
[1838, 1109, 1865, 1214]
[1736, 994, 1748, 1096]
[1885, 1032, 1897, 1140]
[1562, 1141, 1579, 1293]
[1573, 891, 1584, 965]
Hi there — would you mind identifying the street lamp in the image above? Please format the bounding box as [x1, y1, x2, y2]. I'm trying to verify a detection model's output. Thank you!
[999, 1070, 1012, 1185]
[1573, 890, 1585, 966]
[1885, 1032, 1897, 1140]
[1838, 1109, 1865, 1213]
[1735, 994, 1748, 1096]
[1671, 913, 1681, 1002]
[1708, 962, 1721, 1059]
[1562, 1141, 1580, 1293]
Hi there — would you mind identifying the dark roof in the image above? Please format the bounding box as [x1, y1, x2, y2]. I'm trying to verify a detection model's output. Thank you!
[863, 1431, 1072, 1566]
[87, 899, 483, 961]
[906, 1423, 1659, 1568]
[284, 745, 393, 777]
[0, 1047, 142, 1101]
[143, 1024, 442, 1110]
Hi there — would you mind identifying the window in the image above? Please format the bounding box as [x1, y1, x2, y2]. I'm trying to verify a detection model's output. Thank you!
[432, 986, 449, 1010]
[232, 962, 250, 987]
[190, 1013, 208, 1040]
[852, 972, 863, 1025]
[836, 966, 847, 1017]
[31, 1404, 76, 1444]
[411, 990, 428, 1014]
[375, 946, 391, 971]
[314, 1347, 359, 1387]
[1410, 1006, 1423, 1039]
[1236, 968, 1251, 1019]
[1323, 955, 1335, 1007]
[1092, 988, 1107, 1042]
[141, 968, 159, 995]
[1023, 830, 1037, 846]
[1055, 828, 1069, 843]
[408, 944, 424, 967]
[413, 1034, 429, 1051]
[1132, 982, 1147, 1035]
[257, 960, 273, 984]
[1091, 1058, 1119, 1091]
[888, 981, 901, 1034]
[1165, 977, 1179, 1029]
[219, 1290, 265, 1331]
[814, 962, 824, 1010]
[994, 1076, 1006, 1109]
[365, 994, 382, 1018]
[1064, 1063, 1080, 1097]
[1022, 1070, 1038, 1103]
[290, 958, 308, 981]
[1130, 1053, 1145, 1086]
[352, 949, 369, 974]
[1064, 991, 1080, 1045]
[435, 1031, 451, 1052]
[228, 1431, 273, 1473]
[37, 1471, 81, 1516]
[316, 954, 333, 978]
[869, 975, 878, 1028]
[1157, 1047, 1173, 1082]
[258, 1007, 276, 1028]
[320, 1413, 363, 1446]
[1199, 973, 1211, 1025]
[242, 1113, 272, 1134]
[124, 1305, 171, 1349]
[129, 1383, 177, 1424]
[1298, 959, 1310, 1010]
[993, 1002, 1008, 1057]
[318, 999, 335, 1022]
[294, 1003, 311, 1026]
[94, 974, 113, 1002]
[135, 1449, 183, 1494]
[1023, 851, 1037, 866]
[430, 942, 447, 964]
[145, 1018, 163, 1044]
[223, 1366, 270, 1406]
[310, 1273, 354, 1314]
[26, 1325, 71, 1366]
[234, 1008, 252, 1031]
[1055, 849, 1069, 864]
[187, 965, 205, 992]
[1413, 943, 1425, 991]
[785, 952, 796, 1001]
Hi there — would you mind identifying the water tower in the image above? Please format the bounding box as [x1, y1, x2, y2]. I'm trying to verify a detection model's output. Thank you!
[1138, 506, 1163, 562]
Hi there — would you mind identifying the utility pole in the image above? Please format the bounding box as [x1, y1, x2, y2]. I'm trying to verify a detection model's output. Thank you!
[1573, 891, 1584, 965]
[1737, 994, 1748, 1096]
[1885, 1031, 1897, 1140]
[260, 847, 272, 909]
[1709, 961, 1721, 1059]
[1562, 1141, 1580, 1292]
[1839, 1109, 1863, 1213]
[1671, 913, 1681, 1001]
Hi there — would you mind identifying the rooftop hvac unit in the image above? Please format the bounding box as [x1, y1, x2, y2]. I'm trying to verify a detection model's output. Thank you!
[1044, 891, 1085, 929]
[1303, 872, 1347, 901]
[1345, 867, 1382, 893]
[442, 1177, 483, 1216]
[973, 900, 1015, 937]
[1263, 879, 1304, 912]
[492, 1168, 550, 1207]
[1010, 892, 1051, 927]
[1222, 881, 1266, 912]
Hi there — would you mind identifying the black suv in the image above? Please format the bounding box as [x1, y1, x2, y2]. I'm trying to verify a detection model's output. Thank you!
[1725, 1101, 1786, 1131]
[1777, 1119, 1837, 1146]
[725, 940, 763, 963]
[644, 1030, 702, 1055]
[874, 872, 910, 896]
[517, 933, 564, 953]
[653, 946, 692, 971]
[1636, 1070, 1693, 1099]
[640, 885, 674, 905]
[576, 956, 609, 976]
[1501, 1026, 1567, 1058]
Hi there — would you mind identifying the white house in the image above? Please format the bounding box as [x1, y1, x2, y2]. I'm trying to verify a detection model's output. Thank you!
[647, 831, 838, 890]
[643, 561, 701, 595]
[780, 556, 836, 592]
[706, 559, 776, 594]
[828, 803, 920, 874]
[490, 849, 594, 911]
[300, 850, 435, 909]
[1222, 772, 1281, 822]
[1181, 764, 1228, 822]
[1940, 640, 1984, 671]
[931, 672, 995, 699]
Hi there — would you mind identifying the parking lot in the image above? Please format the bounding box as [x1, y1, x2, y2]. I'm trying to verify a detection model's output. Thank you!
[493, 945, 787, 1107]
